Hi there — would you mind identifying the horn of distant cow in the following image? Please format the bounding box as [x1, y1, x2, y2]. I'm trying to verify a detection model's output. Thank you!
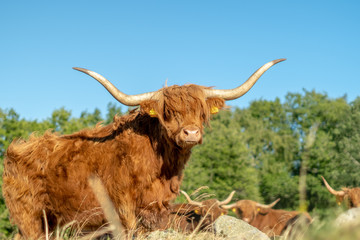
[321, 176, 345, 196]
[218, 191, 236, 206]
[204, 58, 286, 100]
[180, 190, 203, 207]
[220, 203, 237, 210]
[256, 198, 281, 209]
[73, 67, 157, 106]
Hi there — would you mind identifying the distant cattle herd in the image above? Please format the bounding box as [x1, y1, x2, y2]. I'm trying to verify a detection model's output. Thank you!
[2, 59, 358, 239]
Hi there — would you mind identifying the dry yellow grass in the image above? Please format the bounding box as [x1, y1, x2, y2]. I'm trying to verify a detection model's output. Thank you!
[8, 178, 360, 240]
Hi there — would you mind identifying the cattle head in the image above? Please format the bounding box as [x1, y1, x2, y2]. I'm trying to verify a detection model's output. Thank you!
[180, 190, 235, 223]
[73, 59, 285, 150]
[322, 176, 360, 208]
[222, 198, 280, 223]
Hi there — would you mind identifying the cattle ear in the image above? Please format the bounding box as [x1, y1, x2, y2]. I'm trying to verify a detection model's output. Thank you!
[206, 98, 226, 114]
[140, 100, 159, 118]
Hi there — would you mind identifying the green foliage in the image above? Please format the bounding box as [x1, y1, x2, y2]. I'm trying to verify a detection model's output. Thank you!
[105, 102, 123, 124]
[0, 164, 16, 238]
[0, 108, 50, 158]
[183, 110, 262, 202]
[45, 107, 103, 134]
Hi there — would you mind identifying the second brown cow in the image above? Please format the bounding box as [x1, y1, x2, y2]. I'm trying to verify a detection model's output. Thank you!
[223, 198, 312, 237]
[166, 190, 235, 233]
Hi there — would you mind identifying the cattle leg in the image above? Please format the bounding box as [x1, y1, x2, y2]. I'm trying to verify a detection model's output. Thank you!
[3, 177, 47, 239]
[15, 214, 45, 240]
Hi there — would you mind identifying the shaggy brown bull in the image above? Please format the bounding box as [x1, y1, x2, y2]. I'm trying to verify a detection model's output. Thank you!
[166, 190, 235, 233]
[2, 59, 285, 239]
[223, 198, 312, 237]
[322, 176, 360, 208]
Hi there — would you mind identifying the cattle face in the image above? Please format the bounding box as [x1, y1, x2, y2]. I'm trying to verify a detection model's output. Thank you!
[322, 176, 360, 208]
[223, 198, 280, 224]
[72, 58, 284, 150]
[222, 198, 311, 237]
[2, 59, 285, 239]
[166, 190, 235, 233]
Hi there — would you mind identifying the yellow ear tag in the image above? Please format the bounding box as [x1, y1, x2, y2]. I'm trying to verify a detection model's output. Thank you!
[257, 208, 260, 212]
[195, 209, 200, 214]
[221, 212, 224, 215]
[232, 208, 236, 213]
[337, 202, 341, 205]
[210, 106, 219, 114]
[149, 109, 157, 117]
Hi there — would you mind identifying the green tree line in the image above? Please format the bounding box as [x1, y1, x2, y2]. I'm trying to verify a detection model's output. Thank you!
[1, 91, 360, 237]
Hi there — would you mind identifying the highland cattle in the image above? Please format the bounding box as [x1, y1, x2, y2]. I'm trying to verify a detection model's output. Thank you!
[322, 176, 360, 208]
[166, 190, 235, 232]
[223, 198, 311, 237]
[2, 59, 285, 239]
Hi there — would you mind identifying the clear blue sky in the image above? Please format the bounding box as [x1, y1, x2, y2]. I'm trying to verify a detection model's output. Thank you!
[1, 1, 359, 121]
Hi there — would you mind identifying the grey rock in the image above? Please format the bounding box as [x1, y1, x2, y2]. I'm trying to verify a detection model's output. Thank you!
[335, 207, 360, 227]
[145, 216, 270, 240]
[145, 229, 187, 240]
[214, 215, 270, 240]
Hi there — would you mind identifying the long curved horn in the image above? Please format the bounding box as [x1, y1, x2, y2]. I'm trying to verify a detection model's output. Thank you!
[321, 176, 345, 197]
[218, 191, 236, 206]
[73, 67, 157, 106]
[204, 59, 286, 100]
[221, 202, 237, 210]
[180, 190, 203, 207]
[256, 198, 280, 209]
[268, 198, 280, 208]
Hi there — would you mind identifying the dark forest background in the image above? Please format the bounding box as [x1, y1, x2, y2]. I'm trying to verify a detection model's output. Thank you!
[1, 90, 360, 237]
